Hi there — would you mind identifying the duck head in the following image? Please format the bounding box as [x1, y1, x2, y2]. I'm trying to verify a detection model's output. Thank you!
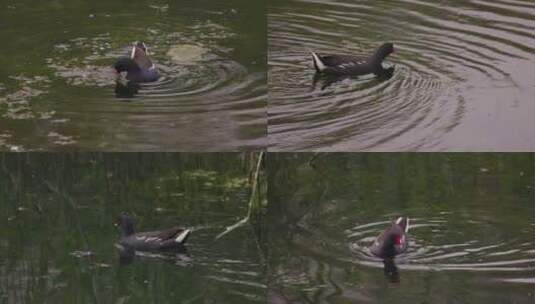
[371, 42, 395, 65]
[114, 57, 141, 74]
[116, 214, 135, 237]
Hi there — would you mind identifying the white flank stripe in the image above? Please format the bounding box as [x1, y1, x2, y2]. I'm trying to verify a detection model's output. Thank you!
[143, 237, 160, 243]
[130, 45, 136, 59]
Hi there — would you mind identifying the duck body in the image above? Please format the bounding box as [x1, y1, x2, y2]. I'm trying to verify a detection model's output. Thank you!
[311, 43, 394, 77]
[116, 215, 191, 253]
[114, 42, 160, 83]
[369, 217, 409, 259]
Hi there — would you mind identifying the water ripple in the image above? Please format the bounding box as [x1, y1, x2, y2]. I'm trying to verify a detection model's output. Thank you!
[0, 9, 266, 151]
[347, 215, 535, 272]
[269, 0, 535, 151]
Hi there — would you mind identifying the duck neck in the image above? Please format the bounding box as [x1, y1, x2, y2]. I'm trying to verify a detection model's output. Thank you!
[370, 49, 389, 72]
[122, 221, 135, 237]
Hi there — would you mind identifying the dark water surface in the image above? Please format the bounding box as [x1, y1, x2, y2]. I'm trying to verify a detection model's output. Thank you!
[0, 1, 266, 151]
[268, 153, 535, 303]
[0, 154, 266, 303]
[268, 0, 535, 151]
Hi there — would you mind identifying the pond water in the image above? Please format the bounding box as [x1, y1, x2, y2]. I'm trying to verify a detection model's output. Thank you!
[268, 0, 535, 151]
[0, 0, 266, 151]
[0, 153, 266, 303]
[268, 153, 535, 303]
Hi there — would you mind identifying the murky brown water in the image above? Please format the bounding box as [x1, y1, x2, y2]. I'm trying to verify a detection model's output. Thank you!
[268, 0, 535, 151]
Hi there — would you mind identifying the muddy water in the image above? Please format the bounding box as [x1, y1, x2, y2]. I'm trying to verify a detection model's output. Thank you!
[269, 0, 535, 151]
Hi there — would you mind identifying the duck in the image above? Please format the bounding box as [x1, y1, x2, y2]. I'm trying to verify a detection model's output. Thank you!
[369, 217, 409, 259]
[113, 42, 160, 83]
[115, 214, 191, 252]
[311, 43, 395, 77]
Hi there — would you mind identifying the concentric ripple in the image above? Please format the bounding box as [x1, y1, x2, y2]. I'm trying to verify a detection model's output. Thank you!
[269, 0, 535, 151]
[270, 212, 535, 303]
[347, 213, 535, 273]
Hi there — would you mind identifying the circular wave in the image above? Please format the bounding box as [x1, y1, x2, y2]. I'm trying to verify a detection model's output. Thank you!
[347, 213, 535, 272]
[269, 0, 535, 151]
[0, 11, 265, 151]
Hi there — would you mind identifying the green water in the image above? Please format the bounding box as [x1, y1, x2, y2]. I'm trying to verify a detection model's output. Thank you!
[0, 0, 266, 151]
[268, 154, 535, 303]
[0, 153, 266, 303]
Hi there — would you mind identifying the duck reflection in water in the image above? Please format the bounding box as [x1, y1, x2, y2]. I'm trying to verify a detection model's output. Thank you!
[368, 217, 409, 282]
[115, 81, 140, 99]
[383, 258, 400, 283]
[312, 66, 395, 90]
[117, 246, 135, 265]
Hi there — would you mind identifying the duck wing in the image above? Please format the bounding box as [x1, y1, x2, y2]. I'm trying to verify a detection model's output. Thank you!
[136, 226, 191, 244]
[314, 53, 374, 75]
[131, 44, 154, 70]
[136, 227, 190, 241]
[320, 54, 366, 67]
[369, 225, 391, 255]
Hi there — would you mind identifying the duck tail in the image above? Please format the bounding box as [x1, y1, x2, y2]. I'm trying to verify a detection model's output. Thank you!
[395, 217, 409, 233]
[311, 51, 326, 72]
[130, 44, 137, 59]
[175, 229, 191, 244]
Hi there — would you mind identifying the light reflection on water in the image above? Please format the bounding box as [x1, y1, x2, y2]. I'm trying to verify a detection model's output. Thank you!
[0, 1, 266, 151]
[269, 0, 535, 151]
